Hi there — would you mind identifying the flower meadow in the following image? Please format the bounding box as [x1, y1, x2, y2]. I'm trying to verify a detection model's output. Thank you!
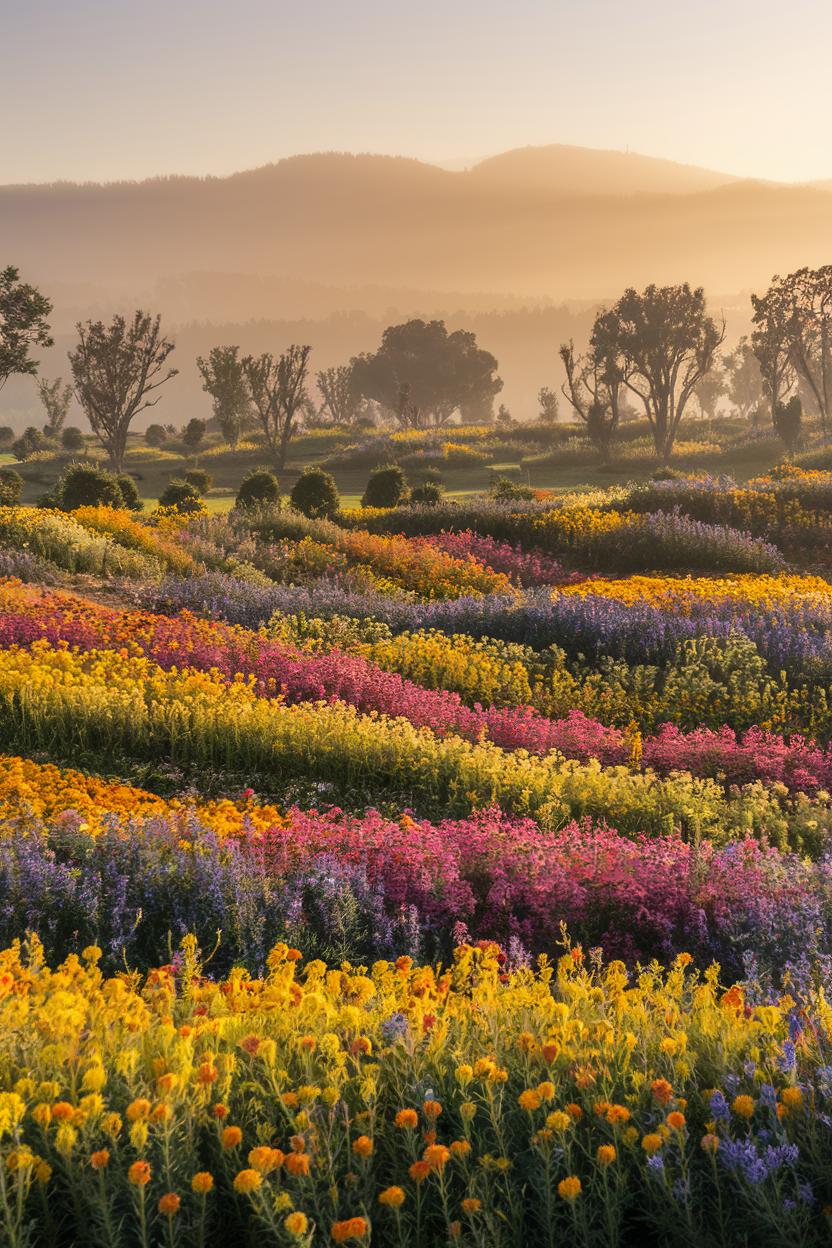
[3, 478, 832, 1244]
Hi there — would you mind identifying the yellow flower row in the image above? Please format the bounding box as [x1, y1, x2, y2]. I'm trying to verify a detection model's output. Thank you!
[555, 573, 832, 609]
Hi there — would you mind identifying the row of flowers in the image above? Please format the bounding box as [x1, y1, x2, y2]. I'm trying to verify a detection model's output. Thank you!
[0, 751, 831, 981]
[1, 634, 832, 848]
[0, 938, 828, 1246]
[10, 581, 832, 788]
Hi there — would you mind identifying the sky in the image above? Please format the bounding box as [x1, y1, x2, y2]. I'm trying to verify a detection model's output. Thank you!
[3, 0, 832, 186]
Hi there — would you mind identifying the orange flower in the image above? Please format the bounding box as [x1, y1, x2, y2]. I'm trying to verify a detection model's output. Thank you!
[285, 1152, 311, 1177]
[558, 1176, 581, 1202]
[651, 1080, 673, 1107]
[221, 1125, 243, 1149]
[641, 1134, 663, 1155]
[128, 1160, 151, 1187]
[352, 1135, 373, 1158]
[542, 1042, 559, 1064]
[378, 1186, 406, 1208]
[191, 1172, 214, 1194]
[700, 1134, 719, 1155]
[423, 1143, 451, 1170]
[565, 1103, 583, 1121]
[666, 1111, 686, 1131]
[409, 1160, 431, 1183]
[89, 1149, 110, 1171]
[450, 1139, 471, 1158]
[395, 1109, 418, 1130]
[732, 1095, 755, 1120]
[232, 1169, 262, 1194]
[461, 1197, 481, 1214]
[249, 1146, 284, 1175]
[597, 1145, 617, 1167]
[331, 1217, 368, 1243]
[126, 1098, 151, 1122]
[781, 1086, 803, 1111]
[285, 1212, 309, 1236]
[51, 1102, 75, 1123]
[423, 1099, 442, 1119]
[158, 1192, 181, 1217]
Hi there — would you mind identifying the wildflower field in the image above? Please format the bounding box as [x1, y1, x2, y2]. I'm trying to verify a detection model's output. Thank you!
[2, 470, 832, 1245]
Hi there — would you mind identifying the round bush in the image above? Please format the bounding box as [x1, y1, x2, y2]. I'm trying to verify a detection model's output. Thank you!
[61, 427, 85, 453]
[116, 474, 142, 511]
[55, 462, 125, 511]
[361, 465, 408, 509]
[159, 479, 203, 514]
[0, 469, 23, 506]
[290, 467, 340, 519]
[236, 468, 280, 510]
[184, 468, 213, 495]
[410, 482, 443, 506]
[145, 424, 168, 448]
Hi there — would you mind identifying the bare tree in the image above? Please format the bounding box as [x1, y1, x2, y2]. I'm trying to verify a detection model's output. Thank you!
[36, 376, 73, 438]
[69, 311, 177, 472]
[591, 284, 724, 463]
[242, 344, 311, 469]
[395, 382, 422, 429]
[317, 364, 363, 427]
[197, 345, 249, 448]
[559, 339, 622, 461]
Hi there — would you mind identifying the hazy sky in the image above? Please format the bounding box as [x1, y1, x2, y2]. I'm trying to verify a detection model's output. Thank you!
[3, 0, 832, 185]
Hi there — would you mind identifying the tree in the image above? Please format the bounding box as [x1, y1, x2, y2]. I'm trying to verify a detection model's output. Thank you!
[753, 267, 832, 433]
[116, 474, 142, 510]
[184, 468, 212, 495]
[182, 417, 206, 453]
[145, 424, 168, 448]
[693, 366, 725, 421]
[495, 404, 514, 429]
[68, 311, 177, 472]
[36, 376, 73, 439]
[591, 284, 724, 463]
[351, 319, 502, 428]
[751, 280, 797, 428]
[0, 266, 53, 394]
[362, 465, 408, 509]
[317, 364, 364, 428]
[559, 339, 622, 462]
[724, 337, 764, 420]
[242, 344, 311, 469]
[11, 426, 46, 462]
[290, 467, 340, 519]
[62, 426, 85, 453]
[197, 345, 250, 449]
[537, 386, 560, 426]
[773, 395, 803, 454]
[0, 428, 14, 450]
[236, 468, 280, 510]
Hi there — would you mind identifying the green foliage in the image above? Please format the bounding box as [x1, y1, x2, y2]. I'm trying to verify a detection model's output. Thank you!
[409, 481, 443, 506]
[361, 465, 408, 509]
[61, 426, 85, 453]
[145, 424, 168, 448]
[11, 426, 47, 462]
[489, 474, 535, 501]
[236, 468, 281, 510]
[0, 266, 53, 389]
[290, 466, 340, 519]
[0, 468, 22, 506]
[182, 417, 206, 451]
[115, 474, 142, 511]
[184, 468, 213, 495]
[774, 395, 803, 454]
[54, 461, 128, 511]
[159, 478, 203, 513]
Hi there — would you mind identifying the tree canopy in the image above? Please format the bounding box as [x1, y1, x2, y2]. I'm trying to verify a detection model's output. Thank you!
[0, 266, 53, 392]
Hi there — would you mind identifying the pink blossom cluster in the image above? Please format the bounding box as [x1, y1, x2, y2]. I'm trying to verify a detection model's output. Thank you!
[416, 529, 586, 587]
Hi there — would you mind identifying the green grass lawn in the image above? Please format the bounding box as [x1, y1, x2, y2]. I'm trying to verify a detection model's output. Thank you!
[8, 424, 790, 513]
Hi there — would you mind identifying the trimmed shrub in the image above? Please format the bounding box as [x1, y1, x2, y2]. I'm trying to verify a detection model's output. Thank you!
[61, 426, 85, 453]
[362, 465, 408, 509]
[410, 482, 443, 506]
[0, 469, 23, 506]
[184, 468, 213, 495]
[145, 424, 168, 448]
[54, 462, 125, 511]
[236, 468, 281, 510]
[158, 478, 203, 513]
[290, 467, 340, 519]
[116, 474, 142, 511]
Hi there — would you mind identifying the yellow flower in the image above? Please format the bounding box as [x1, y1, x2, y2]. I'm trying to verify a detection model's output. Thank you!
[192, 1172, 214, 1194]
[221, 1125, 243, 1149]
[597, 1145, 617, 1167]
[378, 1186, 406, 1208]
[284, 1211, 309, 1236]
[558, 1176, 581, 1202]
[641, 1134, 663, 1155]
[233, 1169, 262, 1195]
[547, 1111, 571, 1132]
[732, 1095, 755, 1120]
[781, 1086, 803, 1111]
[518, 1089, 542, 1112]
